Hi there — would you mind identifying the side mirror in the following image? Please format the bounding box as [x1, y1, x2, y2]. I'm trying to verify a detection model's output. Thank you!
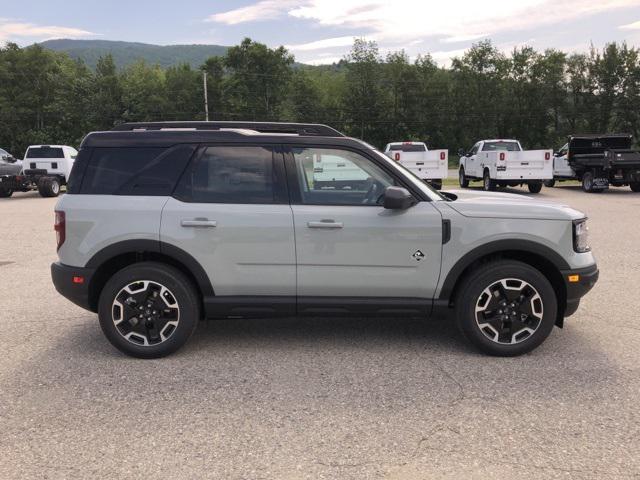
[6, 155, 16, 163]
[383, 186, 415, 210]
[457, 148, 465, 157]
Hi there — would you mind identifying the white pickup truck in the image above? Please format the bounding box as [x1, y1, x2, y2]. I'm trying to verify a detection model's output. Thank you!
[458, 139, 553, 193]
[0, 145, 77, 197]
[383, 142, 448, 190]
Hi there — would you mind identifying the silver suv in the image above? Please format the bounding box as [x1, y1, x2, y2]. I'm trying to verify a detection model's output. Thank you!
[51, 122, 599, 358]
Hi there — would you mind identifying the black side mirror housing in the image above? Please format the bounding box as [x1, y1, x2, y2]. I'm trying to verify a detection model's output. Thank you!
[6, 155, 16, 163]
[383, 186, 415, 210]
[457, 148, 465, 157]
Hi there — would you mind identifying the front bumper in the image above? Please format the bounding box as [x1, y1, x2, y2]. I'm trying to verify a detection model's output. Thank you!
[560, 264, 599, 317]
[51, 262, 96, 312]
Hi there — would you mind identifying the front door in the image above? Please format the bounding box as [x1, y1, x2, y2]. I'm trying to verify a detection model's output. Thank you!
[285, 146, 443, 305]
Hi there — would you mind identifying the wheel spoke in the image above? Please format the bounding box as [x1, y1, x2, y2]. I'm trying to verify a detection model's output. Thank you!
[475, 277, 544, 345]
[112, 280, 180, 347]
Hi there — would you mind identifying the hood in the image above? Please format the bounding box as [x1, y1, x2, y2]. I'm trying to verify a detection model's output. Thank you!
[442, 189, 585, 221]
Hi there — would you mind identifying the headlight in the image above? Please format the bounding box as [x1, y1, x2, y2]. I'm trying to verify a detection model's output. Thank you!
[573, 219, 590, 253]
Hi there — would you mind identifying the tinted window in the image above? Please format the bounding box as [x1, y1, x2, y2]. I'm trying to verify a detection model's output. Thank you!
[175, 146, 279, 204]
[389, 144, 427, 152]
[482, 141, 520, 152]
[292, 147, 396, 206]
[80, 145, 195, 195]
[27, 147, 64, 158]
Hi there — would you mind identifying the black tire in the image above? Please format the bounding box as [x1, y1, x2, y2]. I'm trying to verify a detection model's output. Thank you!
[482, 169, 495, 191]
[527, 182, 543, 194]
[544, 179, 555, 188]
[630, 182, 640, 192]
[37, 177, 61, 197]
[98, 262, 200, 358]
[458, 168, 469, 188]
[582, 172, 594, 193]
[0, 186, 13, 197]
[454, 260, 557, 356]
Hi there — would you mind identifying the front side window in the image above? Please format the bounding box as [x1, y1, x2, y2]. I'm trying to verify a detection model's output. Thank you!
[470, 143, 480, 155]
[291, 147, 395, 206]
[175, 146, 280, 204]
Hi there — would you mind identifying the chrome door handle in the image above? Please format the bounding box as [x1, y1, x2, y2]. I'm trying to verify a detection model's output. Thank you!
[181, 219, 217, 228]
[307, 220, 343, 229]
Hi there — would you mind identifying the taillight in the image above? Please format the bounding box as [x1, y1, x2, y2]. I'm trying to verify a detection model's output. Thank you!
[54, 210, 65, 250]
[440, 152, 446, 160]
[499, 152, 505, 161]
[394, 152, 400, 161]
[545, 152, 551, 160]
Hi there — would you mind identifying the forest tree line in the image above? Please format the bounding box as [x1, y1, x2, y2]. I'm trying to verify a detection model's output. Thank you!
[1, 37, 640, 156]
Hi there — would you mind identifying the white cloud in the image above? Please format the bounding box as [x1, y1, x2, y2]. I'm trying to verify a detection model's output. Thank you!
[208, 0, 639, 64]
[207, 0, 301, 25]
[0, 20, 96, 42]
[286, 35, 355, 51]
[619, 20, 640, 30]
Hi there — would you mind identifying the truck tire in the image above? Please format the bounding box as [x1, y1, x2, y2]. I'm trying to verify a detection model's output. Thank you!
[482, 169, 496, 191]
[458, 168, 469, 188]
[37, 177, 61, 197]
[0, 186, 13, 198]
[455, 260, 557, 356]
[544, 179, 555, 188]
[527, 182, 543, 194]
[582, 172, 594, 193]
[630, 182, 640, 192]
[98, 262, 200, 358]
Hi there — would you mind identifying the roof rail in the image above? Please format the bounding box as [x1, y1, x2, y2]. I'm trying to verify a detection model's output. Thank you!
[111, 121, 344, 137]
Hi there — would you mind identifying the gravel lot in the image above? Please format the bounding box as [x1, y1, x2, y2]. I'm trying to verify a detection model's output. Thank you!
[1, 186, 639, 480]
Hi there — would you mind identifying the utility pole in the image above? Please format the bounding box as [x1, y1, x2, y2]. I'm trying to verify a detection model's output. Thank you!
[203, 70, 209, 121]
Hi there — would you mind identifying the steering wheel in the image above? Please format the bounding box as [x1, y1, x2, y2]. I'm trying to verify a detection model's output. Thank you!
[362, 178, 384, 205]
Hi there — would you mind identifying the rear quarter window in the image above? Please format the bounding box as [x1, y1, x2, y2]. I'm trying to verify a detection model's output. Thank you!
[78, 145, 196, 195]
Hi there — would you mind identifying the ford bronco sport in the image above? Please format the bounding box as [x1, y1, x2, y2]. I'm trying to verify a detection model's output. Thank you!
[51, 122, 599, 358]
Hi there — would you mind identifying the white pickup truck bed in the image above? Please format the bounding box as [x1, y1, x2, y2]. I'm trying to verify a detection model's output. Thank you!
[383, 142, 448, 189]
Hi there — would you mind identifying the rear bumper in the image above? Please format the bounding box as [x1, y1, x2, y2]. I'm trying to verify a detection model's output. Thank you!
[561, 264, 599, 317]
[51, 262, 96, 312]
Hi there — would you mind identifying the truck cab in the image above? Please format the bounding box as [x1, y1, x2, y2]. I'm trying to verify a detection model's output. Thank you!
[383, 141, 448, 190]
[458, 139, 552, 193]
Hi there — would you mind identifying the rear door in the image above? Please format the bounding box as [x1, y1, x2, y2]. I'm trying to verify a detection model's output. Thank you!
[161, 145, 296, 306]
[285, 145, 442, 306]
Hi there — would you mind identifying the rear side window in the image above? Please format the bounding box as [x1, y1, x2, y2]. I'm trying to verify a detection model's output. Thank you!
[79, 145, 195, 195]
[174, 146, 284, 204]
[26, 147, 64, 158]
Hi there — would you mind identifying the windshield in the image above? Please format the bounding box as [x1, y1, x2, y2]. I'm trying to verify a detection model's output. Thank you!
[26, 147, 64, 159]
[370, 149, 446, 201]
[482, 141, 520, 152]
[388, 144, 427, 152]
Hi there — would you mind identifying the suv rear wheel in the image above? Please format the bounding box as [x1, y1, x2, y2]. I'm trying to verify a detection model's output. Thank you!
[527, 182, 543, 194]
[98, 262, 199, 358]
[0, 186, 13, 197]
[455, 260, 557, 356]
[630, 182, 640, 192]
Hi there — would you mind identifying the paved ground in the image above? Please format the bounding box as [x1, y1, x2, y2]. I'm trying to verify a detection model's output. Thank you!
[0, 186, 639, 480]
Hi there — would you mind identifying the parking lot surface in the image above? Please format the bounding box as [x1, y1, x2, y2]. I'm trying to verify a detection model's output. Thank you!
[1, 186, 639, 480]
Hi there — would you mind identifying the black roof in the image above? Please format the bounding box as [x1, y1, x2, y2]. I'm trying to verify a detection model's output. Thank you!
[81, 121, 362, 148]
[568, 133, 632, 140]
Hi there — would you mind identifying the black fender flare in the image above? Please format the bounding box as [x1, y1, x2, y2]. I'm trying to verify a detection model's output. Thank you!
[85, 239, 214, 297]
[438, 239, 570, 300]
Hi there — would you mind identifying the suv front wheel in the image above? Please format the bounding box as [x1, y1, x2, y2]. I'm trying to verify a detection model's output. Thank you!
[455, 260, 557, 356]
[98, 262, 199, 358]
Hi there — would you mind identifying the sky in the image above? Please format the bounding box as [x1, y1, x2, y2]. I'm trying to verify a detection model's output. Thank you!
[1, 0, 640, 65]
